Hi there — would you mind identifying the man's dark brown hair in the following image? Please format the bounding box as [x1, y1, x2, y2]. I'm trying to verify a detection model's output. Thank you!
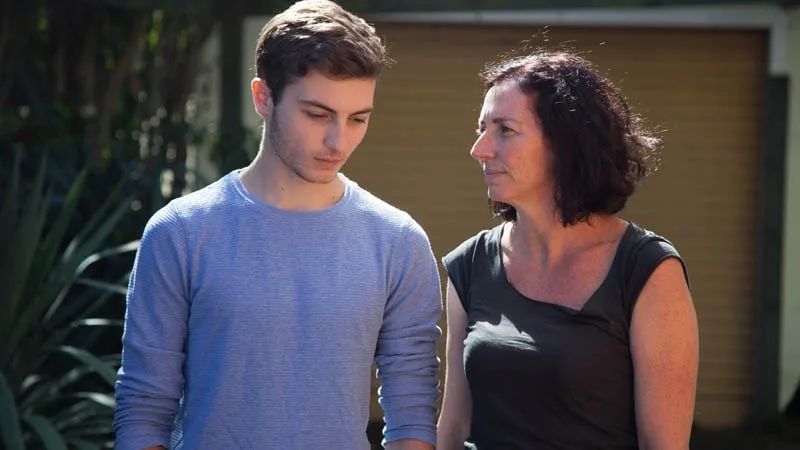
[482, 51, 660, 226]
[255, 0, 390, 105]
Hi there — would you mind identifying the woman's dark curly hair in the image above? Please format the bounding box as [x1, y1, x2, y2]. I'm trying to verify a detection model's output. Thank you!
[482, 51, 660, 226]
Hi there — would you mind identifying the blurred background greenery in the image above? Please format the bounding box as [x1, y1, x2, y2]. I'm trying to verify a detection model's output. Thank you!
[0, 2, 230, 448]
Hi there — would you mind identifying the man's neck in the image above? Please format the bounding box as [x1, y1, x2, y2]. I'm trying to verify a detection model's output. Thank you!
[239, 149, 346, 212]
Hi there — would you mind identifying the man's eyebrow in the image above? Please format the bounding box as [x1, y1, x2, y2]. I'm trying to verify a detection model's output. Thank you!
[299, 99, 373, 116]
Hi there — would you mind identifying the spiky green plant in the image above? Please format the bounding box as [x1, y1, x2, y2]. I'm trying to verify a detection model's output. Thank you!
[0, 149, 139, 449]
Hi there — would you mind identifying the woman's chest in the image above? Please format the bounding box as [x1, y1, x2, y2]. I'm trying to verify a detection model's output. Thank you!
[503, 250, 614, 311]
[463, 304, 632, 393]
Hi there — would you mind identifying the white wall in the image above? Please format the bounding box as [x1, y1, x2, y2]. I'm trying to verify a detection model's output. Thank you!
[243, 17, 270, 133]
[780, 6, 800, 410]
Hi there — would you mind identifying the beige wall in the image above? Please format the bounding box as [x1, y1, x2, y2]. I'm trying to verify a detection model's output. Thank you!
[239, 6, 800, 415]
[780, 6, 800, 410]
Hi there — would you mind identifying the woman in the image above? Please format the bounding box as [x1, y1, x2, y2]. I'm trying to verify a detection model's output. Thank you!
[437, 51, 699, 450]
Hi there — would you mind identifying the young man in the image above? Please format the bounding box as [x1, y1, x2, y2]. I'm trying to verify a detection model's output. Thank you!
[113, 1, 442, 449]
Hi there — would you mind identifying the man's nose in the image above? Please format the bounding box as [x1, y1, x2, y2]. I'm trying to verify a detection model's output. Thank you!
[324, 123, 347, 152]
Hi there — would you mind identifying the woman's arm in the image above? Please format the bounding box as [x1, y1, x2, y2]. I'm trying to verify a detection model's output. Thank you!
[631, 257, 699, 450]
[436, 279, 473, 450]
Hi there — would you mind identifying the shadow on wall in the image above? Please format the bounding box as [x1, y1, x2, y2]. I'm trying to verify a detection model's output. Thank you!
[365, 421, 800, 449]
[690, 421, 800, 450]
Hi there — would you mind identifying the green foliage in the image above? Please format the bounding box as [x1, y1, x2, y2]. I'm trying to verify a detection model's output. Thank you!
[0, 0, 217, 193]
[88, 0, 216, 12]
[0, 1, 222, 447]
[0, 149, 138, 449]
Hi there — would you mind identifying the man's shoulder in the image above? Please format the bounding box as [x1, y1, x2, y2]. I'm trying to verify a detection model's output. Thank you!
[146, 172, 236, 231]
[348, 181, 417, 230]
[167, 172, 236, 217]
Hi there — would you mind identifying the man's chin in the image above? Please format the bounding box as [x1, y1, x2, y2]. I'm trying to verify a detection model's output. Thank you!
[299, 170, 341, 185]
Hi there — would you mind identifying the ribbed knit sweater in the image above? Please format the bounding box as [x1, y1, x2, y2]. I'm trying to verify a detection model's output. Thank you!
[114, 171, 442, 449]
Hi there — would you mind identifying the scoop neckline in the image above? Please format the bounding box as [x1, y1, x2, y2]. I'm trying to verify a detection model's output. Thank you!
[494, 220, 633, 315]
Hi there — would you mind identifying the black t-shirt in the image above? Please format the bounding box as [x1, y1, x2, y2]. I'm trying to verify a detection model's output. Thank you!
[442, 221, 688, 450]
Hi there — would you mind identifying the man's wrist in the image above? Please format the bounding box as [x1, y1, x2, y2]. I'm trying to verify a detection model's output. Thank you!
[385, 438, 435, 450]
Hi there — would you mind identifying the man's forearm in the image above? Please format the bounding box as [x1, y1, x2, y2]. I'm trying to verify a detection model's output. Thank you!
[385, 438, 435, 450]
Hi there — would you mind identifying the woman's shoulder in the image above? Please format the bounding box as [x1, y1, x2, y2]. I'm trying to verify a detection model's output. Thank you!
[623, 221, 682, 259]
[444, 223, 504, 264]
[618, 220, 689, 308]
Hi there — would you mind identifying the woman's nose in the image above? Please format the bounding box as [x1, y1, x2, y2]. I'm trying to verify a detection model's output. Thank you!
[470, 132, 494, 161]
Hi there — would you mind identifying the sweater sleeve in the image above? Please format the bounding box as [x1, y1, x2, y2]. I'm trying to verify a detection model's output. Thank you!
[375, 219, 443, 447]
[113, 202, 191, 450]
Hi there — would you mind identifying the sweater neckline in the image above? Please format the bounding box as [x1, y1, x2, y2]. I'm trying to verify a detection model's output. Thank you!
[229, 169, 355, 217]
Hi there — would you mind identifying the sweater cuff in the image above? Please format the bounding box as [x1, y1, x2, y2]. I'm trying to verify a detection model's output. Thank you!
[114, 425, 171, 450]
[383, 425, 437, 447]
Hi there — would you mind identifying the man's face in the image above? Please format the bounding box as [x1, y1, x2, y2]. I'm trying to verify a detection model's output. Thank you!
[256, 70, 377, 185]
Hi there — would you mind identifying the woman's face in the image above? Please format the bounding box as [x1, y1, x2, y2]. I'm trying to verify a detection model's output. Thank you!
[470, 81, 554, 207]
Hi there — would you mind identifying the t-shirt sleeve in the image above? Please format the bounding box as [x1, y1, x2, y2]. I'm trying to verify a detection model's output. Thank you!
[624, 236, 690, 322]
[442, 233, 482, 312]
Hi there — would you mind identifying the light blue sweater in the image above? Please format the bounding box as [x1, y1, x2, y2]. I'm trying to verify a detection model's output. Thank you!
[114, 171, 443, 449]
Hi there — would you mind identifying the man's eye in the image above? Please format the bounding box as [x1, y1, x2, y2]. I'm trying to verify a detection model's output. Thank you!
[500, 126, 514, 134]
[306, 112, 329, 120]
[351, 117, 368, 124]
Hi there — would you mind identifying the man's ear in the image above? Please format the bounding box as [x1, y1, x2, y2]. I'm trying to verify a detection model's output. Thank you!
[251, 77, 272, 118]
